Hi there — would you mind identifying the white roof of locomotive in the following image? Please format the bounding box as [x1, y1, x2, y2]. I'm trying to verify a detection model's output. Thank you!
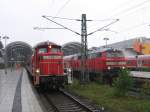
[89, 47, 121, 54]
[33, 41, 60, 48]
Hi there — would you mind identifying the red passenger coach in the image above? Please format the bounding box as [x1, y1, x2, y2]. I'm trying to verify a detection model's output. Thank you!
[32, 41, 67, 87]
[126, 56, 137, 69]
[126, 55, 150, 70]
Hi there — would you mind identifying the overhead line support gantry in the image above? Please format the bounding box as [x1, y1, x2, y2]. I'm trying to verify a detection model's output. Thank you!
[40, 14, 119, 84]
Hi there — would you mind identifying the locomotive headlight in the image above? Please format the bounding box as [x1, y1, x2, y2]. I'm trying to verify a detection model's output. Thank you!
[36, 69, 40, 73]
[68, 68, 72, 72]
[122, 66, 125, 69]
[48, 45, 52, 48]
[107, 66, 111, 70]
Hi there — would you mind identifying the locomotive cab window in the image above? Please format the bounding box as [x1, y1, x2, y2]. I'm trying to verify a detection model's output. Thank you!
[90, 53, 97, 59]
[38, 48, 47, 53]
[106, 51, 124, 58]
[51, 47, 60, 53]
[78, 55, 81, 60]
[96, 52, 102, 57]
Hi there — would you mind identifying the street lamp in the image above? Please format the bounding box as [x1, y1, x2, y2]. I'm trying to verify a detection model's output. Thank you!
[2, 36, 9, 74]
[104, 37, 109, 48]
[3, 36, 9, 48]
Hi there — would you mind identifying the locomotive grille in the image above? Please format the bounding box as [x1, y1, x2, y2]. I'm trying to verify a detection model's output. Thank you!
[39, 62, 63, 75]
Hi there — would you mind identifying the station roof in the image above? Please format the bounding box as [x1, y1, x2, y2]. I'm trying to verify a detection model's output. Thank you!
[0, 41, 3, 49]
[100, 37, 150, 49]
[5, 41, 32, 62]
[62, 42, 82, 56]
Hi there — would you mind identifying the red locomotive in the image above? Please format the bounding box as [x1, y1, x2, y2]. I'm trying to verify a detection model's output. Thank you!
[30, 41, 67, 87]
[64, 48, 126, 81]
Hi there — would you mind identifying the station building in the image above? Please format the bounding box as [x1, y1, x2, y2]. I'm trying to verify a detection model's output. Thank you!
[62, 37, 150, 57]
[0, 41, 4, 68]
[98, 37, 150, 56]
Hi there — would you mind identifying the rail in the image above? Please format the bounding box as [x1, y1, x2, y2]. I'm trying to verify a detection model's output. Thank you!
[38, 89, 102, 112]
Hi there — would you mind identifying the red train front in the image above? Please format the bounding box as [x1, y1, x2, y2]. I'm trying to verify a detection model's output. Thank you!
[104, 49, 126, 72]
[87, 48, 126, 79]
[64, 48, 126, 81]
[32, 41, 67, 87]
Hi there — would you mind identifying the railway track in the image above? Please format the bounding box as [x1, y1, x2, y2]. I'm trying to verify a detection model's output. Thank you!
[38, 89, 102, 112]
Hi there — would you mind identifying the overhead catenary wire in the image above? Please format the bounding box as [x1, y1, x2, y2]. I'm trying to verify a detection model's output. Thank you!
[42, 15, 81, 35]
[45, 16, 81, 21]
[112, 3, 150, 20]
[88, 19, 118, 29]
[107, 21, 150, 38]
[111, 0, 136, 13]
[86, 0, 147, 29]
[42, 15, 119, 36]
[40, 1, 150, 49]
[120, 22, 150, 32]
[46, 15, 116, 22]
[33, 27, 66, 30]
[110, 0, 150, 18]
[87, 19, 119, 36]
[44, 15, 119, 35]
[88, 0, 150, 31]
[88, 0, 136, 28]
[54, 0, 71, 17]
[98, 0, 150, 39]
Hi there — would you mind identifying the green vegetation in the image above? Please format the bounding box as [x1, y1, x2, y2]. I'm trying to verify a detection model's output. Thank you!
[141, 67, 150, 72]
[66, 79, 150, 112]
[142, 80, 150, 95]
[113, 69, 133, 97]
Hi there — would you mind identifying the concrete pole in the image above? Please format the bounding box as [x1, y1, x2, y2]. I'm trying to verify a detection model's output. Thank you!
[3, 36, 9, 74]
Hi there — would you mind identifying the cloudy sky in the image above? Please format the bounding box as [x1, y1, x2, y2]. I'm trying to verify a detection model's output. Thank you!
[0, 0, 150, 48]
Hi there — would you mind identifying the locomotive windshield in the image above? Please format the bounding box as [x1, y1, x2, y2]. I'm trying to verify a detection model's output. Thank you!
[51, 47, 60, 53]
[106, 51, 124, 58]
[38, 48, 47, 53]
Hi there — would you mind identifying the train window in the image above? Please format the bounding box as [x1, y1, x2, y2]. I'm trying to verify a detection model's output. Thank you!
[33, 49, 35, 54]
[78, 55, 81, 59]
[127, 61, 132, 64]
[51, 48, 60, 53]
[143, 60, 150, 64]
[106, 51, 124, 58]
[90, 53, 96, 58]
[38, 48, 47, 53]
[96, 52, 102, 57]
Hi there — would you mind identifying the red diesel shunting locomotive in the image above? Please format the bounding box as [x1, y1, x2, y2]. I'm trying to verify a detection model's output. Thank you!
[31, 41, 67, 87]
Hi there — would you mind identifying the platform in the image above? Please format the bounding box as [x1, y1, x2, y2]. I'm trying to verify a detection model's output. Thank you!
[0, 68, 44, 112]
[130, 71, 150, 79]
